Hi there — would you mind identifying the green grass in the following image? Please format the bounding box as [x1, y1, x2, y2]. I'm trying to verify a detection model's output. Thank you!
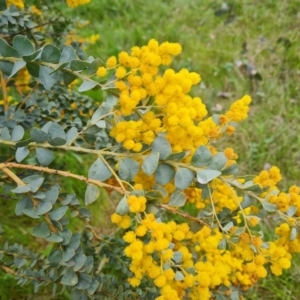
[1, 0, 300, 299]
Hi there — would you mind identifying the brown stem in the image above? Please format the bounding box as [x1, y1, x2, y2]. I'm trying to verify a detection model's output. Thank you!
[159, 204, 211, 228]
[0, 71, 8, 112]
[0, 162, 124, 194]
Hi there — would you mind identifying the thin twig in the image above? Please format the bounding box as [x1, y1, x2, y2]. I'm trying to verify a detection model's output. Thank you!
[0, 162, 124, 194]
[159, 204, 211, 227]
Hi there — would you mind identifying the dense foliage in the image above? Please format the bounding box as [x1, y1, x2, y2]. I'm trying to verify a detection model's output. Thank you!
[1, 1, 300, 299]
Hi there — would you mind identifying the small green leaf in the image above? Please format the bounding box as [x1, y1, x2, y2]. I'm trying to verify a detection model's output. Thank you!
[118, 158, 139, 181]
[32, 222, 50, 238]
[173, 251, 182, 263]
[9, 61, 26, 78]
[169, 190, 186, 207]
[26, 62, 40, 77]
[165, 151, 187, 161]
[11, 186, 31, 193]
[197, 169, 221, 184]
[191, 146, 212, 167]
[262, 201, 277, 212]
[13, 35, 34, 56]
[85, 184, 100, 206]
[88, 59, 102, 75]
[62, 247, 76, 261]
[45, 233, 63, 243]
[152, 136, 172, 159]
[70, 60, 90, 71]
[61, 269, 78, 286]
[66, 127, 78, 145]
[10, 125, 24, 141]
[218, 239, 227, 250]
[155, 163, 175, 185]
[63, 72, 77, 85]
[174, 168, 194, 190]
[73, 254, 87, 272]
[36, 148, 54, 166]
[15, 196, 32, 216]
[86, 279, 100, 296]
[115, 196, 129, 216]
[39, 66, 59, 90]
[77, 273, 92, 289]
[36, 201, 52, 215]
[26, 177, 44, 192]
[22, 49, 41, 62]
[88, 158, 112, 181]
[290, 227, 297, 241]
[175, 271, 184, 281]
[0, 61, 13, 76]
[41, 44, 61, 63]
[223, 221, 234, 232]
[241, 195, 254, 209]
[78, 80, 98, 92]
[60, 45, 77, 63]
[30, 128, 49, 143]
[0, 36, 19, 57]
[142, 152, 160, 176]
[207, 152, 228, 171]
[49, 206, 68, 221]
[0, 127, 10, 140]
[222, 164, 239, 175]
[16, 147, 29, 162]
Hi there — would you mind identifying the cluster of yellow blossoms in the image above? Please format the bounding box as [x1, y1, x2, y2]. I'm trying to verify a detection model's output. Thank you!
[105, 40, 300, 299]
[66, 0, 90, 8]
[106, 39, 250, 156]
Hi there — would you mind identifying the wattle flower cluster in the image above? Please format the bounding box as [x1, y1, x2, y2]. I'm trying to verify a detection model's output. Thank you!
[105, 40, 300, 299]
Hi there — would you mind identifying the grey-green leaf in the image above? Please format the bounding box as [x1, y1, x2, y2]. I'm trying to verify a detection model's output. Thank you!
[85, 184, 100, 206]
[78, 80, 98, 92]
[174, 168, 194, 190]
[30, 128, 49, 143]
[155, 163, 175, 185]
[73, 254, 87, 272]
[41, 44, 61, 63]
[39, 66, 59, 90]
[36, 201, 52, 215]
[61, 269, 78, 286]
[175, 271, 184, 281]
[0, 36, 19, 57]
[49, 206, 68, 220]
[262, 201, 277, 212]
[197, 169, 221, 184]
[10, 125, 24, 141]
[191, 146, 212, 167]
[13, 35, 34, 56]
[169, 190, 186, 207]
[152, 136, 172, 159]
[142, 152, 160, 176]
[88, 158, 112, 181]
[36, 148, 54, 166]
[32, 222, 50, 238]
[16, 147, 29, 162]
[70, 60, 90, 71]
[60, 45, 77, 63]
[118, 158, 139, 181]
[207, 152, 228, 171]
[115, 196, 129, 216]
[9, 61, 26, 78]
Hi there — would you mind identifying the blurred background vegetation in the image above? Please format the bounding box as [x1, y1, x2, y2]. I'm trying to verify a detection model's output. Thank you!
[1, 0, 300, 299]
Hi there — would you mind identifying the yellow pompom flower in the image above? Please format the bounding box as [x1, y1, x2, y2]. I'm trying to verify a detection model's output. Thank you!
[96, 67, 107, 77]
[106, 56, 117, 68]
[66, 0, 90, 8]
